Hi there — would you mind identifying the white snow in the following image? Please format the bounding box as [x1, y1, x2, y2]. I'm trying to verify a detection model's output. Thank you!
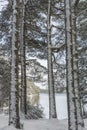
[0, 94, 87, 130]
[37, 59, 47, 68]
[27, 56, 47, 68]
[39, 93, 68, 119]
[0, 1, 8, 12]
[0, 114, 67, 130]
[0, 114, 87, 130]
[35, 82, 48, 90]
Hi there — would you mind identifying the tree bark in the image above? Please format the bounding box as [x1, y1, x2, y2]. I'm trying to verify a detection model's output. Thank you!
[47, 0, 57, 118]
[20, 0, 27, 116]
[9, 0, 20, 128]
[65, 0, 77, 130]
[71, 2, 84, 129]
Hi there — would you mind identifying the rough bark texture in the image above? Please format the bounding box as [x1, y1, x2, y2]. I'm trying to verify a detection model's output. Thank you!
[47, 0, 57, 119]
[65, 0, 77, 130]
[71, 3, 84, 129]
[10, 0, 20, 128]
[20, 0, 27, 115]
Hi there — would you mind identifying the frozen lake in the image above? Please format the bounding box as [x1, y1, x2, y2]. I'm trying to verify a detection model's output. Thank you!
[39, 93, 68, 120]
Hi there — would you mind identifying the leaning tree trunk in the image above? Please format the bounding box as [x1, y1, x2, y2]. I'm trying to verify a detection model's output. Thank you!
[9, 0, 20, 128]
[47, 0, 57, 118]
[20, 0, 27, 116]
[65, 0, 77, 130]
[71, 2, 84, 129]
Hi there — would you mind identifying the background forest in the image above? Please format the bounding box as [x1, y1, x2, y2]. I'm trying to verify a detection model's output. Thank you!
[0, 0, 87, 130]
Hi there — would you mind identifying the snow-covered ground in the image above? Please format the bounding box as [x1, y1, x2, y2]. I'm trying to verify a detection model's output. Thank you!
[0, 94, 87, 130]
[0, 114, 87, 130]
[0, 115, 68, 130]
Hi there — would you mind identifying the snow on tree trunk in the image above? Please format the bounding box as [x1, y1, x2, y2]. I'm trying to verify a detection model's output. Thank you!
[20, 0, 27, 116]
[71, 3, 84, 129]
[65, 0, 77, 130]
[47, 0, 57, 118]
[9, 0, 20, 128]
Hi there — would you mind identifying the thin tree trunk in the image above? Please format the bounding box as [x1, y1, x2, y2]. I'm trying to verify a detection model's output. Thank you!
[9, 0, 20, 128]
[47, 0, 57, 118]
[71, 2, 84, 129]
[65, 0, 77, 130]
[20, 0, 27, 116]
[7, 36, 12, 125]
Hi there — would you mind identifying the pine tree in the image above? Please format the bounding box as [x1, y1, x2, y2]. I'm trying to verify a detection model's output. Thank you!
[20, 0, 28, 116]
[65, 0, 77, 129]
[71, 0, 84, 129]
[47, 0, 57, 118]
[9, 0, 20, 128]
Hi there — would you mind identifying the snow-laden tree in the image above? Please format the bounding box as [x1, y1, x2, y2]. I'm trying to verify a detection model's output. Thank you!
[0, 57, 10, 108]
[9, 0, 20, 128]
[77, 0, 87, 118]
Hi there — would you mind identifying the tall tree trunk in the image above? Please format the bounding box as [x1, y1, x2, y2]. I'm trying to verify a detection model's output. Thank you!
[65, 0, 77, 130]
[47, 0, 57, 118]
[71, 2, 84, 129]
[9, 0, 20, 128]
[20, 0, 27, 116]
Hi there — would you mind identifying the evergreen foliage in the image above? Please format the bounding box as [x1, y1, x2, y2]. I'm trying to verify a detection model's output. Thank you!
[0, 58, 10, 101]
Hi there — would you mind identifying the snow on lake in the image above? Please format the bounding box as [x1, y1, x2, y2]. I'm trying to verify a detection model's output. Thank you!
[39, 93, 68, 120]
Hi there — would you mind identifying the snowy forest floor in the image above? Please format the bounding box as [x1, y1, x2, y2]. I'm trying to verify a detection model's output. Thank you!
[0, 114, 87, 130]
